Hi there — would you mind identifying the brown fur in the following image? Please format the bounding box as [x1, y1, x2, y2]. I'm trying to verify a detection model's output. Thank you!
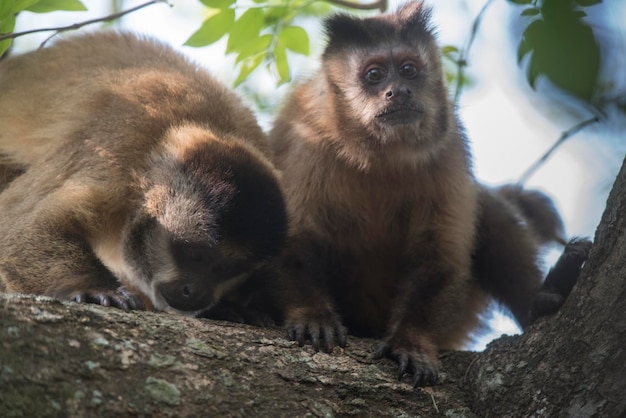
[0, 31, 287, 313]
[269, 1, 590, 387]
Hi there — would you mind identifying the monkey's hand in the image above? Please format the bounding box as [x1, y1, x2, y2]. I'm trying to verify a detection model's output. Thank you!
[374, 329, 439, 387]
[285, 305, 347, 353]
[530, 237, 592, 323]
[198, 301, 277, 327]
[70, 286, 146, 311]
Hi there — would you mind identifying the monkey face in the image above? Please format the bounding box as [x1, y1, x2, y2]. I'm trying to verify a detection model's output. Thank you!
[355, 48, 427, 128]
[124, 127, 287, 313]
[155, 239, 256, 312]
[321, 2, 451, 150]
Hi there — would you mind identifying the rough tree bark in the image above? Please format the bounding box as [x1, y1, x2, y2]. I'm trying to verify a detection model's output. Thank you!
[1, 158, 625, 417]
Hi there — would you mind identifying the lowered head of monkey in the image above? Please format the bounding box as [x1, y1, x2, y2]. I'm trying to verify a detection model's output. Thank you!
[123, 127, 287, 312]
[0, 31, 287, 314]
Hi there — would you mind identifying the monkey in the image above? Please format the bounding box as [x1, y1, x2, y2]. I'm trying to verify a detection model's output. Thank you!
[268, 1, 591, 387]
[0, 31, 287, 314]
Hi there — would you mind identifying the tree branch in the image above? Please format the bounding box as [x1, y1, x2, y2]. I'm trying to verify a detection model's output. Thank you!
[322, 0, 387, 12]
[0, 0, 170, 43]
[517, 115, 600, 185]
[453, 0, 495, 104]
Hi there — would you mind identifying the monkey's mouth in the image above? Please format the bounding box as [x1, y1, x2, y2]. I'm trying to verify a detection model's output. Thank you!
[375, 106, 422, 124]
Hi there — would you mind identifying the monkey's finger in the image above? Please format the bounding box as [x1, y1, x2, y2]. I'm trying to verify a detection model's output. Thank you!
[396, 352, 410, 381]
[309, 325, 322, 352]
[73, 293, 87, 304]
[110, 295, 130, 312]
[373, 342, 390, 359]
[96, 294, 112, 307]
[290, 324, 306, 347]
[127, 295, 145, 311]
[336, 326, 347, 348]
[321, 325, 337, 353]
[411, 362, 438, 387]
[117, 287, 145, 311]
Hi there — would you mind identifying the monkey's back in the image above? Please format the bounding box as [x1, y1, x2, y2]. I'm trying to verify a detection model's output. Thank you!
[0, 31, 268, 172]
[0, 31, 270, 217]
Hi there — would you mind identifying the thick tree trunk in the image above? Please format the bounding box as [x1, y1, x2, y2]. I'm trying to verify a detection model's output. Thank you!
[1, 158, 624, 417]
[470, 157, 626, 417]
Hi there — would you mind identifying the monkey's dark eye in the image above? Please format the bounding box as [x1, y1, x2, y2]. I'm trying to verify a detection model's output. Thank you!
[399, 62, 419, 79]
[364, 66, 386, 84]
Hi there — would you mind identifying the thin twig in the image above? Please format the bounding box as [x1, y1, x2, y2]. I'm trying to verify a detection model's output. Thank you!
[323, 0, 387, 12]
[0, 0, 170, 42]
[517, 116, 600, 186]
[453, 0, 495, 104]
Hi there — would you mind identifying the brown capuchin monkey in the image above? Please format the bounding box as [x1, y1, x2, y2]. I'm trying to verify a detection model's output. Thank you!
[0, 31, 287, 314]
[269, 1, 591, 387]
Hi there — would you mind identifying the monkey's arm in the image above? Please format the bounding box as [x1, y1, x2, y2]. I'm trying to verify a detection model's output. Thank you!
[0, 189, 145, 311]
[374, 229, 482, 387]
[278, 235, 347, 352]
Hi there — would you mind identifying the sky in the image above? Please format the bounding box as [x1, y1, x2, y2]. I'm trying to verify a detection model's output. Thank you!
[11, 0, 626, 348]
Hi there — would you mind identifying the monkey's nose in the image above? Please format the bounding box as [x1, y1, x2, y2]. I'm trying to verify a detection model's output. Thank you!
[385, 88, 412, 100]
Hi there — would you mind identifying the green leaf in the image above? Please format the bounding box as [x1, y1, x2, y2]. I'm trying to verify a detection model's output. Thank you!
[25, 0, 86, 13]
[184, 9, 235, 47]
[234, 54, 264, 86]
[273, 44, 290, 85]
[518, 3, 600, 102]
[0, 14, 15, 56]
[0, 0, 14, 19]
[264, 6, 288, 25]
[441, 45, 459, 55]
[277, 25, 309, 55]
[507, 0, 532, 4]
[0, 13, 16, 32]
[235, 34, 271, 63]
[517, 38, 531, 63]
[13, 0, 42, 12]
[199, 0, 235, 10]
[226, 8, 263, 54]
[521, 8, 540, 16]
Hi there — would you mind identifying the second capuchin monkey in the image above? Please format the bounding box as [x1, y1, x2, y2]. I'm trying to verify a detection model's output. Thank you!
[0, 31, 287, 313]
[269, 1, 591, 387]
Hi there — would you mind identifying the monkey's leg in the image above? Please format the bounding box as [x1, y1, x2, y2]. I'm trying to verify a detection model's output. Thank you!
[0, 220, 145, 311]
[279, 237, 347, 352]
[529, 238, 592, 324]
[373, 257, 475, 387]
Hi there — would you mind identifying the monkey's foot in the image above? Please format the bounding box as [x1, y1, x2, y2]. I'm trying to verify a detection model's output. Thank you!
[530, 237, 592, 322]
[374, 336, 439, 387]
[71, 286, 146, 311]
[285, 307, 347, 353]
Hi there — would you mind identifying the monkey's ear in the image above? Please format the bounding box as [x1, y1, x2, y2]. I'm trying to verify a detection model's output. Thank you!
[323, 14, 373, 55]
[396, 0, 435, 39]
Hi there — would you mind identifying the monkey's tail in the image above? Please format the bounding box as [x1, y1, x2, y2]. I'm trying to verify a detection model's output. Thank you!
[494, 185, 567, 246]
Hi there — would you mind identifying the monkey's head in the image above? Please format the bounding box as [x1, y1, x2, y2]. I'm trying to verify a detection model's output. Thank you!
[124, 124, 287, 313]
[321, 1, 451, 153]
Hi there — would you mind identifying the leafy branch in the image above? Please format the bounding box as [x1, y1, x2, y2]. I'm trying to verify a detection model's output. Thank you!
[451, 0, 495, 104]
[0, 0, 170, 46]
[322, 0, 386, 12]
